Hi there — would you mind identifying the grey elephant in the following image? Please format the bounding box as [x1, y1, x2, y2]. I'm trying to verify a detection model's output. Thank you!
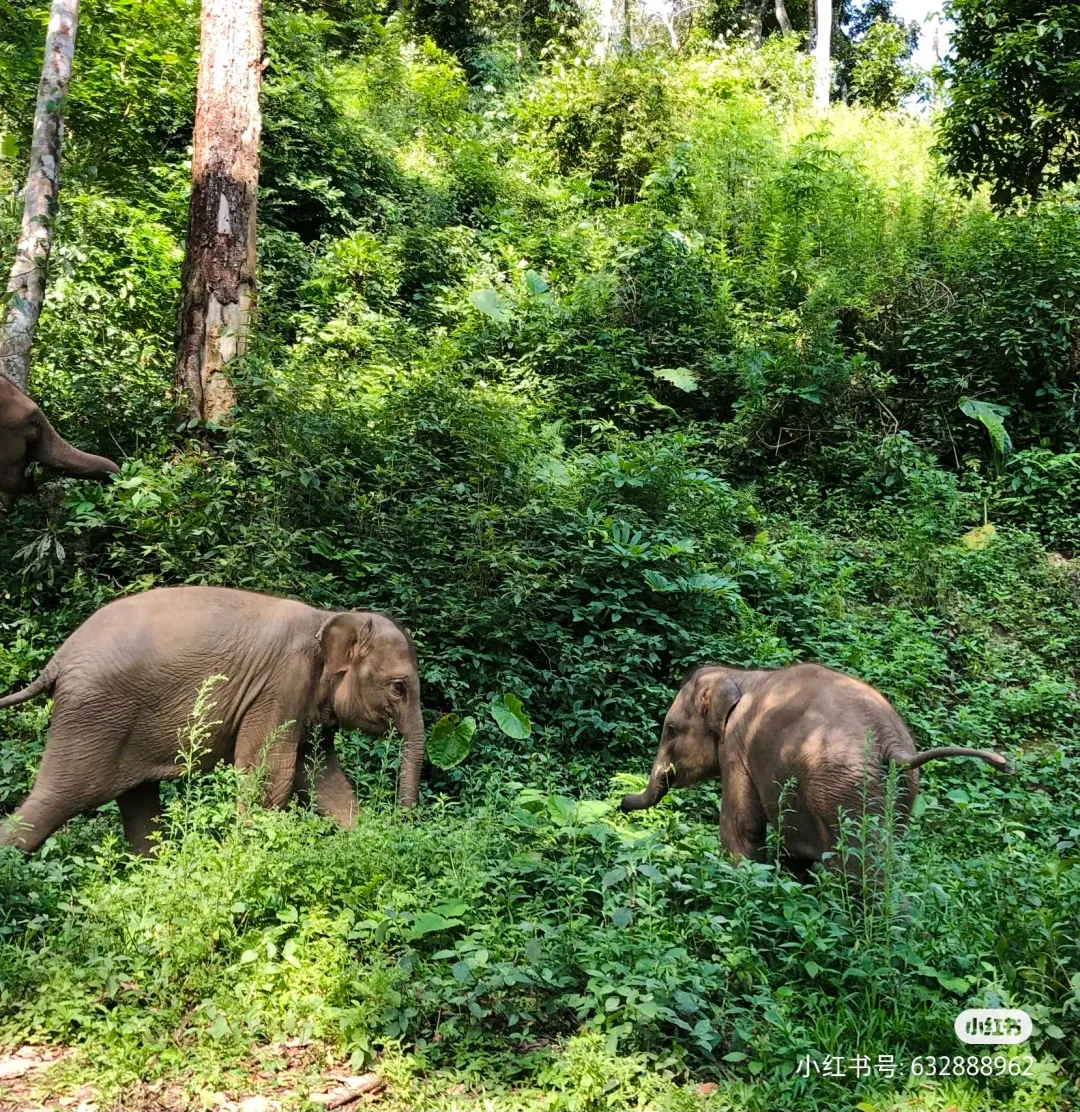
[621, 663, 1007, 877]
[1, 373, 119, 498]
[0, 586, 426, 854]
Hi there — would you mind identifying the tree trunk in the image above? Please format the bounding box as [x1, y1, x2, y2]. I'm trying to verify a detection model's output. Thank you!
[174, 0, 262, 428]
[0, 0, 78, 392]
[813, 0, 831, 110]
[774, 0, 792, 35]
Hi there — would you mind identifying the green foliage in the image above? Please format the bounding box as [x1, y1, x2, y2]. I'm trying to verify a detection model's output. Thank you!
[428, 713, 477, 768]
[2, 6, 1080, 1109]
[938, 0, 1080, 206]
[848, 17, 923, 108]
[960, 397, 1013, 458]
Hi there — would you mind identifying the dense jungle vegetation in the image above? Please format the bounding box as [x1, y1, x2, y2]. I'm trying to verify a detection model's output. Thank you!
[1, 0, 1079, 1108]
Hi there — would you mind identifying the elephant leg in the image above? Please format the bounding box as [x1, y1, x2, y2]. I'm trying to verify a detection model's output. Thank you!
[1, 729, 126, 852]
[296, 729, 358, 828]
[0, 785, 83, 853]
[234, 709, 301, 810]
[117, 781, 163, 856]
[718, 767, 767, 864]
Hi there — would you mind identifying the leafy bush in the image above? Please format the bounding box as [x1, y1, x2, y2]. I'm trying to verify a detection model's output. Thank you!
[1, 10, 1079, 1110]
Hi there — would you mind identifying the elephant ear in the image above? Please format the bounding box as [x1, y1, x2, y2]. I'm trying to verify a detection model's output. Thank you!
[317, 612, 375, 676]
[698, 672, 742, 740]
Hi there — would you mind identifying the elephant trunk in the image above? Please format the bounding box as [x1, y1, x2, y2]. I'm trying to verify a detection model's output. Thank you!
[620, 757, 671, 813]
[35, 414, 120, 479]
[395, 700, 426, 809]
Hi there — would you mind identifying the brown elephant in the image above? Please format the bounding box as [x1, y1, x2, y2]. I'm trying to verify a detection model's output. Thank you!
[0, 586, 426, 854]
[0, 372, 119, 498]
[620, 663, 1008, 877]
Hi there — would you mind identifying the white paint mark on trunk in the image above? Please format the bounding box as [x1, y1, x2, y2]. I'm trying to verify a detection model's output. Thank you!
[216, 192, 232, 235]
[814, 0, 832, 111]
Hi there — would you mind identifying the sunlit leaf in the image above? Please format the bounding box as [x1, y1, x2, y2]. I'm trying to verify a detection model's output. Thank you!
[960, 522, 996, 550]
[491, 693, 531, 738]
[653, 366, 699, 392]
[525, 269, 549, 294]
[469, 287, 511, 324]
[959, 397, 1012, 455]
[408, 912, 462, 938]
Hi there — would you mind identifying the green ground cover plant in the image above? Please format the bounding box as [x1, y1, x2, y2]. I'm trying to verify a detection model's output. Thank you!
[0, 1, 1078, 1107]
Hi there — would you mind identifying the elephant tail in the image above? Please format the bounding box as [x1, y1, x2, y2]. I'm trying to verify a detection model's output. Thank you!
[0, 662, 58, 710]
[895, 746, 1009, 772]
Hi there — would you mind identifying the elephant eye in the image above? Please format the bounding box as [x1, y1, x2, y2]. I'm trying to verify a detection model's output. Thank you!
[390, 679, 408, 699]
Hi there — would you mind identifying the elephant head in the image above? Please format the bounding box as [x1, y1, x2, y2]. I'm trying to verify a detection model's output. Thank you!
[620, 666, 743, 812]
[317, 610, 425, 808]
[0, 373, 120, 498]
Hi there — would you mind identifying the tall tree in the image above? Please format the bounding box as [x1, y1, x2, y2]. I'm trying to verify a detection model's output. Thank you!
[0, 0, 78, 392]
[938, 0, 1080, 207]
[813, 0, 832, 109]
[174, 0, 263, 428]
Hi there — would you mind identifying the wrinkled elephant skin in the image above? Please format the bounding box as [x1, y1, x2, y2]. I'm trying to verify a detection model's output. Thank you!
[0, 373, 119, 498]
[621, 663, 1007, 876]
[0, 586, 427, 854]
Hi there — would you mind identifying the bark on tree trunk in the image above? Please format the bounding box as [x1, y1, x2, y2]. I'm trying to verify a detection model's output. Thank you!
[174, 0, 262, 428]
[749, 0, 767, 45]
[813, 0, 832, 111]
[774, 0, 792, 35]
[0, 0, 78, 392]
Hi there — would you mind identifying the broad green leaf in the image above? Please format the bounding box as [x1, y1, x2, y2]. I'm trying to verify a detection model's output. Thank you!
[601, 866, 626, 888]
[432, 898, 469, 919]
[937, 975, 970, 992]
[0, 133, 16, 159]
[468, 287, 511, 324]
[685, 573, 739, 596]
[959, 397, 1012, 455]
[653, 366, 699, 392]
[408, 912, 462, 938]
[452, 960, 472, 982]
[1046, 1024, 1065, 1039]
[642, 569, 675, 591]
[428, 713, 475, 770]
[525, 269, 549, 294]
[722, 1051, 747, 1062]
[535, 455, 571, 486]
[547, 796, 611, 825]
[961, 522, 996, 550]
[611, 906, 633, 927]
[491, 693, 531, 738]
[573, 799, 612, 823]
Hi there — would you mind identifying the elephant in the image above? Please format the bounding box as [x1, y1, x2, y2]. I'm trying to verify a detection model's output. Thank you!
[0, 586, 426, 854]
[1, 372, 119, 499]
[620, 663, 1008, 877]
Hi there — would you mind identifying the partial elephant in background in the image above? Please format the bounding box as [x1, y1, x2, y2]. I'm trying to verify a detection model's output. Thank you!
[621, 663, 1008, 877]
[0, 586, 427, 854]
[0, 372, 119, 498]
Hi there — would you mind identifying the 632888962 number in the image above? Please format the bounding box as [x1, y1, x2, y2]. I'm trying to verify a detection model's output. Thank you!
[911, 1056, 1034, 1077]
